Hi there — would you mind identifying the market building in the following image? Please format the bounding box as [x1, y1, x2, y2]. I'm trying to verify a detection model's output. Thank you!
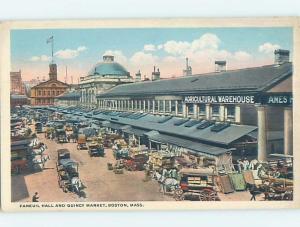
[30, 63, 69, 106]
[95, 49, 293, 162]
[78, 55, 133, 108]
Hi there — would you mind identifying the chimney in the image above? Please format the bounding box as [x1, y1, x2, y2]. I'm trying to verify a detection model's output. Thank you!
[135, 70, 141, 82]
[183, 57, 192, 76]
[215, 60, 226, 72]
[152, 66, 160, 81]
[274, 49, 290, 65]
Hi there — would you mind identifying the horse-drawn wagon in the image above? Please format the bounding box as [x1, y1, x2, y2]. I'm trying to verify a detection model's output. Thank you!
[56, 149, 86, 197]
[124, 153, 149, 171]
[88, 142, 105, 157]
[173, 168, 219, 201]
[77, 134, 88, 150]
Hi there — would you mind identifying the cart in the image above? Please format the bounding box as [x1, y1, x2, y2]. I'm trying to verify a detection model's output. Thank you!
[173, 168, 219, 201]
[77, 134, 88, 150]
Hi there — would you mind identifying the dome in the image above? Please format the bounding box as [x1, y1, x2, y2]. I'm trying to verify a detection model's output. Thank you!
[88, 55, 130, 77]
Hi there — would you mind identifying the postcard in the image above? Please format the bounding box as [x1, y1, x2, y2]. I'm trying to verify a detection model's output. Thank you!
[0, 17, 299, 211]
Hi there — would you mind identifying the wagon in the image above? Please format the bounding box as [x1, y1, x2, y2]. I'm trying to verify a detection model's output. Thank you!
[173, 168, 219, 201]
[124, 154, 149, 171]
[88, 142, 105, 157]
[56, 149, 86, 197]
[77, 134, 88, 150]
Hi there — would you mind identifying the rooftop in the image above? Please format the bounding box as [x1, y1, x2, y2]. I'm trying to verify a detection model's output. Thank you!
[97, 62, 292, 98]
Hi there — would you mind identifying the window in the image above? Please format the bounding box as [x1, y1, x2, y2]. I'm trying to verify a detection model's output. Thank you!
[171, 101, 176, 113]
[227, 105, 235, 117]
[178, 101, 183, 113]
[199, 104, 206, 114]
[187, 103, 194, 114]
[155, 100, 159, 111]
[212, 104, 220, 115]
[165, 101, 170, 112]
[52, 90, 55, 95]
[56, 91, 60, 95]
[149, 100, 153, 110]
[38, 90, 41, 96]
[47, 91, 50, 96]
[43, 90, 46, 96]
[159, 101, 163, 112]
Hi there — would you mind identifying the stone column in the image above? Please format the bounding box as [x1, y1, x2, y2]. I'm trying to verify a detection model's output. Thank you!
[219, 104, 225, 121]
[193, 104, 199, 119]
[148, 100, 151, 112]
[163, 100, 166, 113]
[139, 100, 142, 111]
[169, 100, 172, 113]
[205, 104, 211, 120]
[284, 106, 293, 155]
[175, 100, 178, 116]
[256, 105, 267, 162]
[131, 100, 134, 111]
[152, 100, 155, 113]
[183, 102, 187, 118]
[157, 100, 161, 113]
[143, 100, 146, 112]
[235, 105, 241, 123]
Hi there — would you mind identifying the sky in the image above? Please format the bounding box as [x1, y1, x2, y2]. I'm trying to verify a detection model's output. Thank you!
[11, 27, 293, 82]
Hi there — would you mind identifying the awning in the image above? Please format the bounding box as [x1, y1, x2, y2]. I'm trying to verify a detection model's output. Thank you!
[122, 126, 149, 137]
[147, 133, 230, 156]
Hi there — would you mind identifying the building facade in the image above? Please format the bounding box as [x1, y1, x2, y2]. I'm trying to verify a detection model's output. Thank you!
[79, 55, 133, 108]
[96, 50, 293, 161]
[30, 63, 69, 106]
[10, 70, 25, 94]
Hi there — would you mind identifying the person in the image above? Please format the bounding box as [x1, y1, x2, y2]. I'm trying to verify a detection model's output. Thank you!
[32, 192, 39, 202]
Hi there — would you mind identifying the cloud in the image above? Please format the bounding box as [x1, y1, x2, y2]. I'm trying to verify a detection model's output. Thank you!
[130, 51, 158, 66]
[144, 44, 156, 51]
[29, 55, 51, 62]
[258, 42, 280, 54]
[191, 33, 220, 51]
[163, 40, 190, 56]
[233, 51, 252, 61]
[55, 46, 87, 59]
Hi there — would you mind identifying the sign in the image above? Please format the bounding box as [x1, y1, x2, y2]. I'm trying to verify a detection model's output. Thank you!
[184, 95, 255, 104]
[261, 94, 293, 105]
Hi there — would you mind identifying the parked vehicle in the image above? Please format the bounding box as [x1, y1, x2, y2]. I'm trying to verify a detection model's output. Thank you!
[88, 142, 105, 157]
[124, 154, 149, 171]
[35, 122, 43, 133]
[173, 168, 219, 201]
[56, 149, 86, 197]
[56, 129, 67, 143]
[77, 134, 88, 150]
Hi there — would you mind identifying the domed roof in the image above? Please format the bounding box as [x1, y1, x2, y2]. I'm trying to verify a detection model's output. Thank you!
[88, 55, 129, 77]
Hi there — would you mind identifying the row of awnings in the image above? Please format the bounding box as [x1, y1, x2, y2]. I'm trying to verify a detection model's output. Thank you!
[101, 121, 230, 157]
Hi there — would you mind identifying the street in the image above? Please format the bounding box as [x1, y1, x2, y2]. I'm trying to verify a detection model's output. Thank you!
[12, 131, 173, 202]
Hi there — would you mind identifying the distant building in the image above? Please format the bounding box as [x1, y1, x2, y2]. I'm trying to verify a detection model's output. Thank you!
[79, 55, 133, 108]
[30, 63, 69, 106]
[10, 70, 25, 94]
